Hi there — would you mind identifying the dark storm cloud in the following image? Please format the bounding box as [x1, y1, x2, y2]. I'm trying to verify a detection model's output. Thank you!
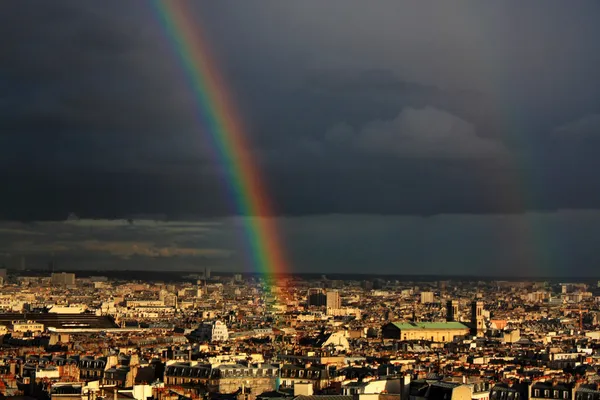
[2, 1, 600, 220]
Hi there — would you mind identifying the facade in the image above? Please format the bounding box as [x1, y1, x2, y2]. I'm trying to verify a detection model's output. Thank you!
[420, 292, 434, 304]
[51, 273, 76, 287]
[11, 320, 44, 333]
[307, 289, 326, 307]
[471, 301, 485, 336]
[381, 321, 470, 342]
[446, 300, 460, 322]
[530, 382, 574, 400]
[326, 290, 341, 309]
[189, 320, 229, 342]
[279, 364, 337, 392]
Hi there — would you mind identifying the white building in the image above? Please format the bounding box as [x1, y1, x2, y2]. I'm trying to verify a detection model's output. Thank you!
[189, 320, 229, 342]
[11, 320, 44, 333]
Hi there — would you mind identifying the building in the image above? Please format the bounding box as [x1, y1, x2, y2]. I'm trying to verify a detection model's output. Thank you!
[420, 292, 434, 304]
[188, 320, 229, 342]
[530, 382, 574, 400]
[307, 288, 326, 307]
[326, 290, 341, 309]
[446, 300, 460, 322]
[408, 380, 473, 400]
[381, 321, 470, 342]
[471, 300, 485, 336]
[490, 383, 529, 400]
[11, 320, 44, 333]
[51, 272, 76, 287]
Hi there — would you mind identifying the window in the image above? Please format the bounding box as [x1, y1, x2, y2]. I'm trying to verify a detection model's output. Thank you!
[563, 392, 569, 400]
[555, 391, 560, 399]
[545, 390, 550, 398]
[535, 390, 540, 397]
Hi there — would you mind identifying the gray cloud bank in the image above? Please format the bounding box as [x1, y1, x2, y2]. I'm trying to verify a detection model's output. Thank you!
[1, 211, 599, 277]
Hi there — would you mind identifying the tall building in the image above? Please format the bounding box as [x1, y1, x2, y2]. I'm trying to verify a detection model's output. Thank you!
[51, 272, 76, 287]
[326, 290, 341, 309]
[307, 288, 326, 307]
[420, 291, 435, 304]
[446, 300, 460, 322]
[471, 300, 485, 336]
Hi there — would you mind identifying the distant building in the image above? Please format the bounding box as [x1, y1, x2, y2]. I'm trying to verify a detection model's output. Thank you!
[11, 320, 44, 333]
[381, 321, 470, 342]
[51, 272, 76, 287]
[471, 300, 485, 336]
[189, 320, 229, 342]
[307, 288, 326, 307]
[446, 300, 460, 322]
[326, 290, 341, 309]
[420, 291, 434, 304]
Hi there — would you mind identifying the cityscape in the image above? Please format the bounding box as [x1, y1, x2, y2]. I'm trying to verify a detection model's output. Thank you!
[3, 2, 600, 400]
[1, 267, 600, 400]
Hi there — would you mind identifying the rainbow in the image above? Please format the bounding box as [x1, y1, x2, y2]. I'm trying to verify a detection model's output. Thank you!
[152, 1, 289, 292]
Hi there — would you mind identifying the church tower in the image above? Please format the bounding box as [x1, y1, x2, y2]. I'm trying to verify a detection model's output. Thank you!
[470, 300, 485, 336]
[446, 300, 460, 322]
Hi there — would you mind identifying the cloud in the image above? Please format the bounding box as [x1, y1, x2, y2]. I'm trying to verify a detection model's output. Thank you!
[1, 2, 600, 219]
[327, 106, 507, 159]
[553, 114, 600, 138]
[80, 240, 231, 259]
[0, 220, 233, 260]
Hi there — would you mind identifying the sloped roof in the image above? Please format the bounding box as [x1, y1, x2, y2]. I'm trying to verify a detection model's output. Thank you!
[390, 322, 469, 330]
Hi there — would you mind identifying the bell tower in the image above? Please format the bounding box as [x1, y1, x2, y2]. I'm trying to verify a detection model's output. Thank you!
[470, 300, 485, 336]
[446, 300, 459, 322]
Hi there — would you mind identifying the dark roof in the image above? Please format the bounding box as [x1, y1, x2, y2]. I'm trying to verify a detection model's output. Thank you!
[295, 396, 353, 400]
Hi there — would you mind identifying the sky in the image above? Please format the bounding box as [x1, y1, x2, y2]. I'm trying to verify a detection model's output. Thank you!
[1, 1, 600, 276]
